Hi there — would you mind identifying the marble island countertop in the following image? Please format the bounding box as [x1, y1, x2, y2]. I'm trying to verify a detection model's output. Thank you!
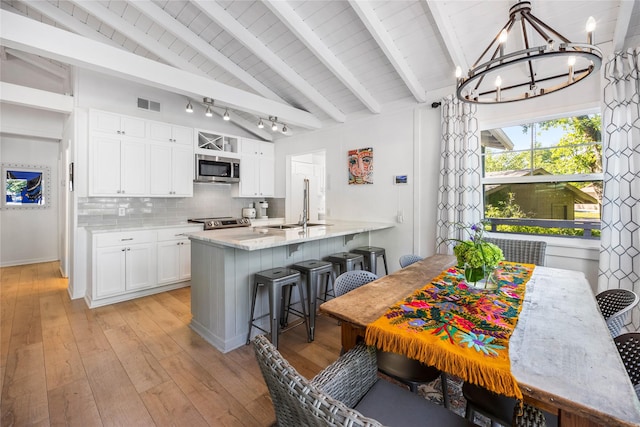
[186, 220, 394, 251]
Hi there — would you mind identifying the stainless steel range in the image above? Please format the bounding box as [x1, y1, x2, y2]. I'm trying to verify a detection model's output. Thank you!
[188, 217, 251, 230]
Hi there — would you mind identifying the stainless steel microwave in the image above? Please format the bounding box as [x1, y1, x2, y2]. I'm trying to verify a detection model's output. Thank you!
[195, 154, 240, 183]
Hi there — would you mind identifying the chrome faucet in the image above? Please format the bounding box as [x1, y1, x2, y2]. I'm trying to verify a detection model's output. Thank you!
[298, 178, 309, 232]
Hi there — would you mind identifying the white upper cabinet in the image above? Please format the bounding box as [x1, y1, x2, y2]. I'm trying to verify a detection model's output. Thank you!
[149, 144, 193, 197]
[234, 138, 275, 197]
[91, 110, 146, 139]
[89, 110, 193, 198]
[148, 121, 193, 145]
[90, 135, 148, 196]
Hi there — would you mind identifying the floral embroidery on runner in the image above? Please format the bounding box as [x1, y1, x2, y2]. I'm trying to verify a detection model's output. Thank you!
[365, 261, 534, 400]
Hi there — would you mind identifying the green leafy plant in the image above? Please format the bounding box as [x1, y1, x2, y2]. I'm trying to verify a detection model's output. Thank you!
[449, 222, 504, 270]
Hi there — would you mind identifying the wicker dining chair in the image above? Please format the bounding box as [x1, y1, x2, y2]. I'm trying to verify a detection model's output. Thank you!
[462, 383, 557, 427]
[596, 289, 640, 337]
[484, 238, 547, 266]
[252, 334, 472, 426]
[399, 254, 424, 268]
[334, 270, 450, 407]
[613, 333, 640, 399]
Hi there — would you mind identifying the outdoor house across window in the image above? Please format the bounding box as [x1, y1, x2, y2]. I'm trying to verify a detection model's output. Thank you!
[481, 113, 602, 238]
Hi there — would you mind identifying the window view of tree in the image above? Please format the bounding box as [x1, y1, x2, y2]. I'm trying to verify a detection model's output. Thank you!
[482, 114, 602, 238]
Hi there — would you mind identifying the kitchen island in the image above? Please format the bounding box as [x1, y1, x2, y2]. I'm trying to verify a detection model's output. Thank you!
[187, 220, 393, 353]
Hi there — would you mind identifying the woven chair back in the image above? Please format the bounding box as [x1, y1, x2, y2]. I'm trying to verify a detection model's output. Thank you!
[399, 254, 424, 268]
[596, 289, 639, 337]
[334, 270, 378, 297]
[614, 333, 640, 397]
[484, 238, 547, 266]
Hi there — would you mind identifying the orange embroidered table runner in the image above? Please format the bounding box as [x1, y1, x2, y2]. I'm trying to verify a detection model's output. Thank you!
[364, 261, 534, 401]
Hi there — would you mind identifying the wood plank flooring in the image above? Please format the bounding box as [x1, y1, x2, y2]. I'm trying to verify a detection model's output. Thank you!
[0, 262, 342, 426]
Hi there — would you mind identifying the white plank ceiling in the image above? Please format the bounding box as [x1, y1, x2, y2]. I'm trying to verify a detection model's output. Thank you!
[1, 0, 639, 139]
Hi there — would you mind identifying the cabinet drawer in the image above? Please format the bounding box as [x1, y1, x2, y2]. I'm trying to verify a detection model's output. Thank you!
[95, 230, 156, 248]
[157, 226, 201, 241]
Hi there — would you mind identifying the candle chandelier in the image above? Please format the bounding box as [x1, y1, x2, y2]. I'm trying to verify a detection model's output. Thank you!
[456, 1, 602, 104]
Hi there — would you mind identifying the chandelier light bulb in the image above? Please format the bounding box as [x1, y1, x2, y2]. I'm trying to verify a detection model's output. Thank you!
[258, 118, 264, 129]
[185, 101, 193, 113]
[568, 56, 576, 82]
[498, 29, 508, 44]
[223, 109, 230, 121]
[586, 16, 596, 44]
[495, 75, 502, 102]
[205, 105, 212, 117]
[455, 66, 462, 79]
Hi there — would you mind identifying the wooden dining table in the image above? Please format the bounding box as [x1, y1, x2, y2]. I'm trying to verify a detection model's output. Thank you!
[319, 254, 640, 427]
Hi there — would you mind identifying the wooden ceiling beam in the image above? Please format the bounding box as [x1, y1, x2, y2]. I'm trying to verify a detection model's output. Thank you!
[612, 0, 635, 51]
[65, 0, 277, 140]
[4, 47, 69, 80]
[0, 10, 322, 130]
[192, 0, 346, 123]
[423, 0, 469, 74]
[264, 0, 381, 114]
[0, 81, 74, 113]
[18, 0, 122, 49]
[130, 0, 284, 104]
[349, 0, 426, 103]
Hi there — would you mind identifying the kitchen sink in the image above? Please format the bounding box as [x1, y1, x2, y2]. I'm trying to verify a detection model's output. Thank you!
[263, 223, 332, 230]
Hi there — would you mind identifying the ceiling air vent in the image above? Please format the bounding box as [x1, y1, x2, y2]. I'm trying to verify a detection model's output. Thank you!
[137, 97, 160, 112]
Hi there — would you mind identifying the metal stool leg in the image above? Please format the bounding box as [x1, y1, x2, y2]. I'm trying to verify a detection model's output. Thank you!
[268, 281, 280, 349]
[382, 253, 388, 275]
[246, 281, 260, 344]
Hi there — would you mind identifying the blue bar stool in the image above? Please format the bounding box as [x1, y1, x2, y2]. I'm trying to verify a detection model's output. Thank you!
[352, 246, 388, 276]
[290, 260, 334, 341]
[246, 267, 309, 348]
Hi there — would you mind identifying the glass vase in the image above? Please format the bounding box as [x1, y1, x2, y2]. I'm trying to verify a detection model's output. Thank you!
[463, 264, 498, 290]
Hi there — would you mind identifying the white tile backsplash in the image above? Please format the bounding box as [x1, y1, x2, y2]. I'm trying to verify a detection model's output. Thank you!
[77, 184, 284, 227]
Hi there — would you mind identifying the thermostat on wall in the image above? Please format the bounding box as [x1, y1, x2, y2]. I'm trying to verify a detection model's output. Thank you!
[394, 175, 408, 185]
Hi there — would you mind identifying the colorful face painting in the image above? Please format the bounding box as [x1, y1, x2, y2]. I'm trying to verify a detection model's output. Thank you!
[348, 147, 373, 185]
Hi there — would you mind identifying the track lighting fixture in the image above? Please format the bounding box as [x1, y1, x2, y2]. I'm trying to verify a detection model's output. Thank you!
[255, 115, 289, 134]
[281, 124, 288, 134]
[185, 101, 193, 113]
[258, 118, 264, 129]
[223, 108, 230, 121]
[205, 105, 212, 117]
[271, 121, 278, 131]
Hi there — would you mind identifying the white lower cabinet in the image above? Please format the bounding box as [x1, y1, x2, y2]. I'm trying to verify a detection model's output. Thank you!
[89, 225, 199, 308]
[157, 228, 192, 284]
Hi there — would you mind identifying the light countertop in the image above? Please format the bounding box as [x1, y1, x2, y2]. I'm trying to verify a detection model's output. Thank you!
[187, 220, 394, 251]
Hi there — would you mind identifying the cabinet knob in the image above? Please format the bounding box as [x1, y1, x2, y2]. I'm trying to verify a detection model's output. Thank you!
[121, 248, 126, 252]
[117, 130, 121, 134]
[122, 131, 126, 135]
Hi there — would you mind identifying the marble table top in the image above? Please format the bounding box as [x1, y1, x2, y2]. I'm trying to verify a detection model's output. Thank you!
[186, 220, 394, 251]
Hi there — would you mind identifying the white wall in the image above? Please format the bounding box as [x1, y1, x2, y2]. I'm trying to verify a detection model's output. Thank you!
[276, 103, 444, 272]
[0, 136, 60, 266]
[75, 69, 260, 139]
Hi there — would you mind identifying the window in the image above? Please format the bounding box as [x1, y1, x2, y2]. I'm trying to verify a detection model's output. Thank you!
[481, 113, 602, 238]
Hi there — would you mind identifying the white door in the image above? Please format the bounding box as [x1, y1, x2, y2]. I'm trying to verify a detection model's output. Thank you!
[149, 144, 172, 195]
[171, 146, 194, 196]
[125, 243, 155, 290]
[157, 241, 180, 284]
[95, 247, 126, 297]
[91, 136, 121, 195]
[121, 140, 147, 195]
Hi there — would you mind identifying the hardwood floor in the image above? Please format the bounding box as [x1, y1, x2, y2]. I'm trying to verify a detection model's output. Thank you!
[0, 262, 342, 426]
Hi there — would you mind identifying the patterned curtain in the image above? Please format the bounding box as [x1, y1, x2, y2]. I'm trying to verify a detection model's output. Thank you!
[599, 47, 640, 332]
[436, 94, 482, 253]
